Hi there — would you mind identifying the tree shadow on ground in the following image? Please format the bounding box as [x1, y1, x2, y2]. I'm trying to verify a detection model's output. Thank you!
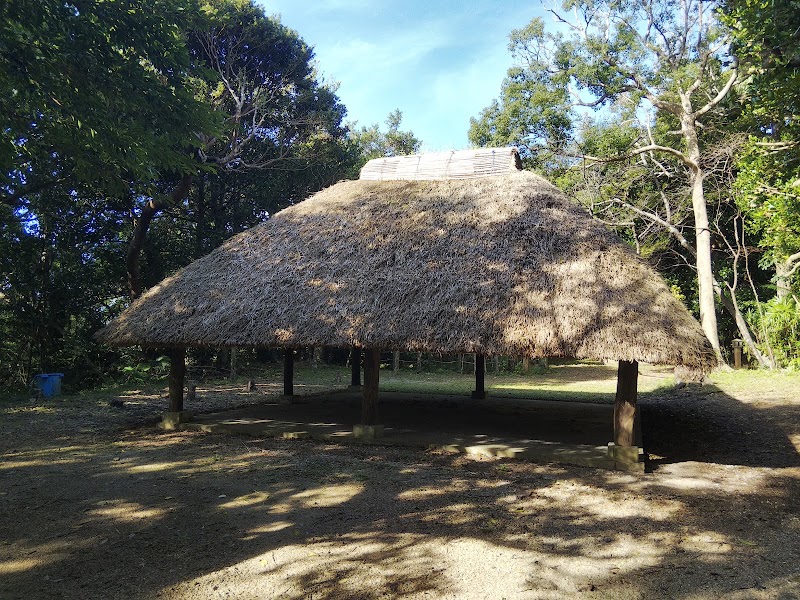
[641, 385, 800, 468]
[2, 416, 800, 600]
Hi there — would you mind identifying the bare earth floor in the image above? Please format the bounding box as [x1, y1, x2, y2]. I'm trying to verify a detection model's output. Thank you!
[1, 366, 800, 599]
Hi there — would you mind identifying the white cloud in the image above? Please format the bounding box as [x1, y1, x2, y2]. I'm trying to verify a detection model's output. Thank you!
[258, 0, 546, 148]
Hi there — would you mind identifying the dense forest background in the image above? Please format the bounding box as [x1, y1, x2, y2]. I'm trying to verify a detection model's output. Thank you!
[1, 0, 797, 392]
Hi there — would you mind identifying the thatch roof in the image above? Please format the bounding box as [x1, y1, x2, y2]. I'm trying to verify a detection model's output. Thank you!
[97, 167, 717, 370]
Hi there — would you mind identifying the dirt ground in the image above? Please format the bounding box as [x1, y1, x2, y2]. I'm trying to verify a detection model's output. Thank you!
[1, 368, 800, 599]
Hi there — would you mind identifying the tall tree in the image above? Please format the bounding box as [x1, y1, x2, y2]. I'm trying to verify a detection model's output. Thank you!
[0, 0, 214, 207]
[0, 184, 130, 387]
[125, 0, 355, 298]
[471, 0, 741, 358]
[468, 18, 572, 172]
[722, 0, 800, 298]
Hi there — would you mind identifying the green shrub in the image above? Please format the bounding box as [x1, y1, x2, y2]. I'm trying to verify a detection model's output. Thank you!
[748, 297, 800, 368]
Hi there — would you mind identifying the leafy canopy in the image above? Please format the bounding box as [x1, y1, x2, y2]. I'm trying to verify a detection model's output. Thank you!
[0, 0, 217, 202]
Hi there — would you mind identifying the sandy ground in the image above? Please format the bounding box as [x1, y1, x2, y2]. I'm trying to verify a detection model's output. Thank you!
[1, 370, 800, 599]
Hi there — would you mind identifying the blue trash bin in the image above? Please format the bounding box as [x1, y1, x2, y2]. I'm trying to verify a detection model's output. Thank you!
[34, 373, 64, 397]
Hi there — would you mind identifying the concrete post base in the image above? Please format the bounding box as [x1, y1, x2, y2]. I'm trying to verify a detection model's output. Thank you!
[608, 442, 644, 470]
[471, 390, 487, 400]
[159, 411, 194, 430]
[353, 424, 384, 440]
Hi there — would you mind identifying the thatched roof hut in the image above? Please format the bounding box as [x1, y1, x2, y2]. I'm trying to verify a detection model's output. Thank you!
[97, 149, 715, 372]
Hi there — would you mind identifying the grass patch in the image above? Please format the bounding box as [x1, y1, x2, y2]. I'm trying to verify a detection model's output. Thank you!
[708, 368, 800, 400]
[378, 362, 675, 403]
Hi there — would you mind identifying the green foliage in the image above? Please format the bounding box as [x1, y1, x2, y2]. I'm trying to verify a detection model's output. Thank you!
[468, 18, 572, 171]
[0, 183, 130, 389]
[0, 0, 358, 391]
[0, 0, 217, 202]
[190, 1, 351, 172]
[723, 0, 800, 296]
[734, 140, 800, 275]
[721, 0, 800, 139]
[746, 296, 800, 368]
[120, 355, 171, 384]
[347, 109, 421, 174]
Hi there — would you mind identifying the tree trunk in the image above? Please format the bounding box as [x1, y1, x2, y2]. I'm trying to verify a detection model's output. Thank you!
[776, 256, 799, 300]
[126, 174, 193, 300]
[393, 350, 400, 372]
[680, 106, 721, 358]
[194, 173, 206, 259]
[715, 283, 775, 368]
[691, 169, 721, 358]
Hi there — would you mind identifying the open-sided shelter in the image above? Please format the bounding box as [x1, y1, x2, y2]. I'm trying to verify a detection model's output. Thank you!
[97, 147, 717, 468]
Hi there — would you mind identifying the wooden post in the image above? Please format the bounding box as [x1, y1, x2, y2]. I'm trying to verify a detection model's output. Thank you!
[229, 347, 237, 380]
[393, 350, 400, 372]
[312, 346, 320, 369]
[283, 348, 294, 397]
[362, 348, 380, 425]
[614, 360, 638, 447]
[350, 347, 361, 387]
[168, 347, 186, 413]
[472, 353, 486, 399]
[732, 339, 743, 369]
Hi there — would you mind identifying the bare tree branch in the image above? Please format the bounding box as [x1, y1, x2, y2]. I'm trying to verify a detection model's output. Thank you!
[584, 144, 695, 168]
[694, 66, 738, 118]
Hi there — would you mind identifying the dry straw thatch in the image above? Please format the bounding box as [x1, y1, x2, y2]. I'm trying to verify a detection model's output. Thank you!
[97, 156, 717, 371]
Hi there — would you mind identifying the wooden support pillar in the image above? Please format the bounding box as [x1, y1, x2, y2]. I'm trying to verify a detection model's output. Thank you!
[614, 360, 638, 447]
[168, 346, 186, 413]
[350, 347, 362, 387]
[229, 347, 237, 380]
[283, 348, 294, 397]
[472, 353, 486, 399]
[311, 346, 320, 369]
[361, 348, 380, 425]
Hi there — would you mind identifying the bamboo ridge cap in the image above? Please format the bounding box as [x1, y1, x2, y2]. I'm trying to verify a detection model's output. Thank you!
[359, 147, 523, 181]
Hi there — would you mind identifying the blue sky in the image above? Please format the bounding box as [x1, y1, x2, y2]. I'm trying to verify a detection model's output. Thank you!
[259, 0, 547, 151]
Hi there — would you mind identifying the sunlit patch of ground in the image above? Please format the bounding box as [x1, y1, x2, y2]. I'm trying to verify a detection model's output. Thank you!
[1, 364, 799, 599]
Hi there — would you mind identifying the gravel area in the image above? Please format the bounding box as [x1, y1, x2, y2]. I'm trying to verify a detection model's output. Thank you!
[1, 371, 799, 599]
